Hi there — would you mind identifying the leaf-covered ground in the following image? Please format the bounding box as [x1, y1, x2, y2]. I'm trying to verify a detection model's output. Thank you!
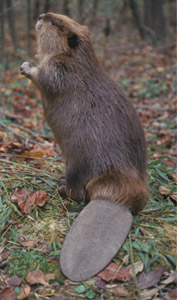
[0, 32, 176, 300]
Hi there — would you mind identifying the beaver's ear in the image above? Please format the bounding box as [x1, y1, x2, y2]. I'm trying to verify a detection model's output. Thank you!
[68, 34, 79, 49]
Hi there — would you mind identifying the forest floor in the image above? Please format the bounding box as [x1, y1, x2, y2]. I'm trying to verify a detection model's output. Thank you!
[0, 30, 176, 300]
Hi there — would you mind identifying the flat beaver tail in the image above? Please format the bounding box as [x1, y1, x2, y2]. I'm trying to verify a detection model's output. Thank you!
[60, 199, 133, 281]
[86, 171, 148, 214]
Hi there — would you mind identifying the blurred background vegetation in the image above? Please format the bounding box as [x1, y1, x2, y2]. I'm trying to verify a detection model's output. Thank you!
[0, 0, 176, 68]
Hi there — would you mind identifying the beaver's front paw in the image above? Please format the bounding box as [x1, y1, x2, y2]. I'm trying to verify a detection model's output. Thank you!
[58, 185, 68, 198]
[20, 62, 33, 77]
[58, 176, 68, 198]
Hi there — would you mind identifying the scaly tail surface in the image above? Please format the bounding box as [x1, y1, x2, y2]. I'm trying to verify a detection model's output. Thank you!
[60, 199, 133, 281]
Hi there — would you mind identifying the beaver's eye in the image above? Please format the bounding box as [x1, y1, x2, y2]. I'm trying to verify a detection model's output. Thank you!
[52, 21, 57, 26]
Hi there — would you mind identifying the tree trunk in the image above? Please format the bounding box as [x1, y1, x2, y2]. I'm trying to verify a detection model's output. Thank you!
[91, 0, 99, 25]
[27, 0, 33, 56]
[33, 0, 40, 21]
[78, 0, 84, 22]
[144, 0, 166, 41]
[0, 0, 8, 67]
[104, 18, 111, 37]
[6, 0, 20, 50]
[44, 0, 50, 13]
[63, 0, 70, 16]
[53, 0, 62, 13]
[117, 0, 128, 27]
[129, 0, 145, 39]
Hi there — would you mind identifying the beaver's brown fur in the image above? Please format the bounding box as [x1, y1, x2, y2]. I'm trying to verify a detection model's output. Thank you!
[21, 12, 148, 214]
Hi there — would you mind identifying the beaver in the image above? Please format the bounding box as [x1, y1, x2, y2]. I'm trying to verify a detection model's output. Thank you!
[20, 12, 148, 282]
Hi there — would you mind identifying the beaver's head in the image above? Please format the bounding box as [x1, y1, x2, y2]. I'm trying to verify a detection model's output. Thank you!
[36, 13, 90, 56]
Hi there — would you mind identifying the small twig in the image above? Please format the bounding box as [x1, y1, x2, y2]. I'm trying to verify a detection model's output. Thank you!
[38, 177, 54, 187]
[139, 213, 174, 226]
[1, 224, 13, 238]
[0, 0, 23, 16]
[11, 123, 40, 135]
[129, 235, 140, 299]
[6, 240, 20, 246]
[57, 191, 71, 228]
[0, 158, 60, 179]
[11, 123, 54, 142]
[154, 42, 176, 52]
[0, 109, 23, 120]
[100, 291, 104, 300]
[0, 121, 44, 146]
[136, 105, 174, 112]
[151, 154, 177, 160]
[147, 129, 176, 134]
[65, 293, 85, 298]
[0, 154, 63, 163]
[130, 234, 169, 241]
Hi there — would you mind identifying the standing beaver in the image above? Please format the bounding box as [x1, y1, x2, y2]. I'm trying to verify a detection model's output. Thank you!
[20, 13, 148, 282]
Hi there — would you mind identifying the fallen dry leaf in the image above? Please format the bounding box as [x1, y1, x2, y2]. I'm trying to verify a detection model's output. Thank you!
[173, 97, 177, 105]
[172, 173, 177, 183]
[29, 191, 47, 207]
[0, 238, 7, 248]
[30, 160, 43, 169]
[11, 189, 32, 214]
[21, 240, 37, 248]
[94, 277, 106, 289]
[3, 141, 31, 154]
[128, 261, 144, 277]
[13, 102, 32, 117]
[98, 262, 132, 282]
[159, 185, 171, 195]
[0, 238, 10, 263]
[0, 286, 15, 300]
[139, 288, 159, 300]
[168, 290, 177, 298]
[23, 150, 44, 159]
[170, 192, 177, 202]
[11, 189, 47, 214]
[18, 285, 31, 300]
[26, 268, 54, 286]
[133, 84, 144, 90]
[161, 271, 177, 287]
[45, 273, 56, 281]
[137, 266, 165, 290]
[110, 284, 128, 297]
[8, 275, 23, 287]
[49, 296, 73, 300]
[0, 249, 10, 262]
[157, 67, 165, 72]
[32, 144, 54, 157]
